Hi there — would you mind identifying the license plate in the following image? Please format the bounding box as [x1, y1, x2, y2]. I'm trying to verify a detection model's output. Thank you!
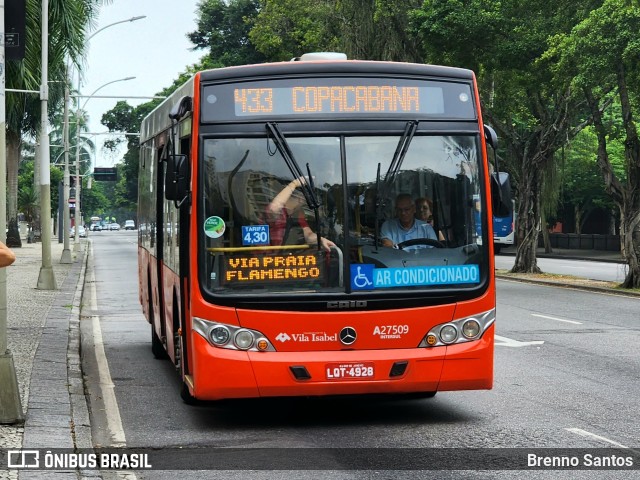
[325, 362, 374, 380]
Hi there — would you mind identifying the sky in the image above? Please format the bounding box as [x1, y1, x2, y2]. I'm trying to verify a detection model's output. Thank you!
[80, 0, 203, 167]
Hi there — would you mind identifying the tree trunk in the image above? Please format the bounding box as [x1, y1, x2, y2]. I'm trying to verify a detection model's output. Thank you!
[541, 209, 552, 253]
[615, 63, 640, 288]
[512, 160, 543, 273]
[574, 205, 582, 235]
[621, 209, 640, 288]
[6, 130, 22, 248]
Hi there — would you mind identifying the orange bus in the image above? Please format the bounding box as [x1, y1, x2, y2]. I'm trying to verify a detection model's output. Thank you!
[138, 53, 509, 403]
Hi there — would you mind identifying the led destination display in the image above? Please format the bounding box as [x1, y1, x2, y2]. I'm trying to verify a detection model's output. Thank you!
[223, 253, 324, 285]
[202, 78, 476, 120]
[234, 85, 426, 116]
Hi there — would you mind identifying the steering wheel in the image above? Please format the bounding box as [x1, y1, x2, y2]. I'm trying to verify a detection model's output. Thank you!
[396, 238, 445, 249]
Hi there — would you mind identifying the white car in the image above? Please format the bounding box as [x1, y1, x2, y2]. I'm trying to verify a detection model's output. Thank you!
[109, 223, 120, 231]
[124, 220, 136, 230]
[70, 226, 87, 238]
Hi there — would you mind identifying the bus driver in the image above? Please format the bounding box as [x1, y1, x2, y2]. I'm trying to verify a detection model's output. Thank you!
[380, 193, 437, 249]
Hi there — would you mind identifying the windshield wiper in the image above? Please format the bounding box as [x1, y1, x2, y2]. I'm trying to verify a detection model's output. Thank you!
[378, 120, 418, 202]
[266, 122, 322, 251]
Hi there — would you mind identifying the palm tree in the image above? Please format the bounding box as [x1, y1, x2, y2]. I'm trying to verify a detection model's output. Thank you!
[5, 0, 109, 247]
[49, 108, 96, 175]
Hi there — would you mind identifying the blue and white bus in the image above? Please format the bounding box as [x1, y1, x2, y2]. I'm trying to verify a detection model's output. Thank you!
[493, 199, 515, 253]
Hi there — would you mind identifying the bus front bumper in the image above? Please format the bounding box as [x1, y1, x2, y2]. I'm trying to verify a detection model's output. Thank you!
[188, 325, 494, 401]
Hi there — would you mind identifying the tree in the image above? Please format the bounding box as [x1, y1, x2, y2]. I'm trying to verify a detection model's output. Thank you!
[250, 0, 423, 62]
[412, 0, 596, 273]
[560, 127, 621, 234]
[249, 0, 337, 61]
[18, 160, 64, 226]
[189, 0, 266, 66]
[101, 100, 158, 210]
[550, 0, 640, 287]
[5, 0, 108, 247]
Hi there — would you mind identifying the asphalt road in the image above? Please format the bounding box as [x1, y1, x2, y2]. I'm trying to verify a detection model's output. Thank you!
[81, 231, 639, 479]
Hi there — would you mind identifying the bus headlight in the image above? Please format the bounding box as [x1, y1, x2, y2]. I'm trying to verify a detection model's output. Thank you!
[419, 309, 495, 348]
[192, 317, 275, 352]
[234, 330, 255, 350]
[439, 325, 458, 344]
[209, 325, 230, 345]
[462, 319, 480, 338]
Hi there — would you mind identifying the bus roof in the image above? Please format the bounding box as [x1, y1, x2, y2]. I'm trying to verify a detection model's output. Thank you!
[198, 59, 474, 83]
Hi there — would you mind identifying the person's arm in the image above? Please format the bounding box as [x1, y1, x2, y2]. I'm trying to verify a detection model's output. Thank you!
[379, 221, 395, 247]
[302, 226, 335, 252]
[0, 241, 16, 268]
[267, 177, 306, 214]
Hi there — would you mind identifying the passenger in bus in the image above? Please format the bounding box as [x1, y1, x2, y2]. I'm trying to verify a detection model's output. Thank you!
[380, 193, 437, 249]
[265, 177, 336, 252]
[415, 197, 446, 241]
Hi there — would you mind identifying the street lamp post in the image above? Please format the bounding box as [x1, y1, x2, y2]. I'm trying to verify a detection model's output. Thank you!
[36, 0, 55, 289]
[60, 80, 72, 263]
[61, 15, 146, 261]
[72, 77, 135, 251]
[0, 0, 25, 423]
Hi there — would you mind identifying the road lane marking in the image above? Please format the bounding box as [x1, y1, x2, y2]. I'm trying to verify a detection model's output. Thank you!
[494, 335, 544, 347]
[566, 428, 629, 448]
[87, 242, 138, 480]
[88, 250, 128, 448]
[531, 313, 582, 325]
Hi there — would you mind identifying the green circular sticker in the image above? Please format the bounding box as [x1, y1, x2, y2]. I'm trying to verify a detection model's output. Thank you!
[204, 216, 226, 238]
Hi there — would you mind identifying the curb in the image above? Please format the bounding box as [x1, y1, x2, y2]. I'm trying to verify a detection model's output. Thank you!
[496, 274, 640, 298]
[498, 251, 626, 264]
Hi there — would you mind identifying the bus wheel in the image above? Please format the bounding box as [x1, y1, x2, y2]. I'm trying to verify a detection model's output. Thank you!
[151, 324, 168, 359]
[180, 382, 198, 405]
[494, 244, 502, 254]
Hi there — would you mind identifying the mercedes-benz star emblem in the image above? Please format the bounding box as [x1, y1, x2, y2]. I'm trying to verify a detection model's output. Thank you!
[339, 327, 357, 345]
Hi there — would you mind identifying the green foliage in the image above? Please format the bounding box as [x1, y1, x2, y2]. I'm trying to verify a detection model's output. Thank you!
[189, 0, 265, 66]
[82, 180, 110, 221]
[17, 161, 64, 221]
[249, 0, 337, 61]
[561, 128, 619, 217]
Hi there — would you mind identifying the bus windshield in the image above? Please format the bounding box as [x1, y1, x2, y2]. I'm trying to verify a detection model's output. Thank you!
[200, 133, 486, 296]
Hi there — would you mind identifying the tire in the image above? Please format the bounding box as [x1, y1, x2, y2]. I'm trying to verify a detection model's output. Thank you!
[180, 381, 199, 405]
[151, 323, 168, 359]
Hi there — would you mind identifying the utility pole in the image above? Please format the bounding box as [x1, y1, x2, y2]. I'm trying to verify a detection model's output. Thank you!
[0, 0, 25, 424]
[36, 0, 56, 289]
[60, 80, 71, 263]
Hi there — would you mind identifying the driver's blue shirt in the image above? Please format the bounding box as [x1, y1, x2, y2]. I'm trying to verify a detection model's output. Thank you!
[380, 219, 437, 250]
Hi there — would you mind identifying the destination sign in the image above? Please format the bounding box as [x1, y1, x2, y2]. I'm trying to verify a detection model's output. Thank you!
[234, 85, 427, 116]
[202, 78, 476, 121]
[223, 253, 323, 284]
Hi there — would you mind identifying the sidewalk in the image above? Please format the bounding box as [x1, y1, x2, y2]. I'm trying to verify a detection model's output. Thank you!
[496, 246, 639, 296]
[0, 238, 92, 480]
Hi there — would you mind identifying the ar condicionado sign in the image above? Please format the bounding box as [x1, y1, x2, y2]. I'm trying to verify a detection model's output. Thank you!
[224, 254, 322, 283]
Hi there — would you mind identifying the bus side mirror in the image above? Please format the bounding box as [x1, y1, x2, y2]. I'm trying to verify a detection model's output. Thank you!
[165, 154, 190, 207]
[491, 172, 512, 217]
[484, 124, 498, 150]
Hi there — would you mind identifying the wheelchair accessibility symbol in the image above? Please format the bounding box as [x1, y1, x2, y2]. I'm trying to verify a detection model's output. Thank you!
[350, 265, 375, 290]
